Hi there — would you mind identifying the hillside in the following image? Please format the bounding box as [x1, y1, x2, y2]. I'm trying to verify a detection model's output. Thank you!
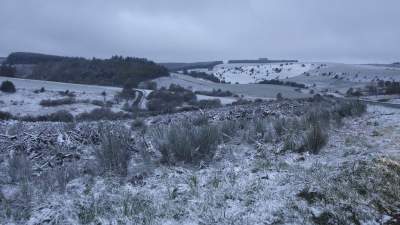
[0, 96, 399, 224]
[189, 62, 316, 84]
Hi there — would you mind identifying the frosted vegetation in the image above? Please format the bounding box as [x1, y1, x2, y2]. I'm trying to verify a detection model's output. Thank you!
[1, 96, 399, 224]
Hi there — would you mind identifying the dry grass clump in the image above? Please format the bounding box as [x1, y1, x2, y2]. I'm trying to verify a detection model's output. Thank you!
[95, 124, 132, 176]
[152, 121, 220, 164]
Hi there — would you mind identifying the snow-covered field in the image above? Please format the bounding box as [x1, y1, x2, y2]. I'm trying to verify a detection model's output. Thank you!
[154, 73, 311, 99]
[0, 76, 126, 116]
[191, 62, 316, 84]
[1, 98, 399, 224]
[308, 63, 400, 83]
[188, 62, 400, 96]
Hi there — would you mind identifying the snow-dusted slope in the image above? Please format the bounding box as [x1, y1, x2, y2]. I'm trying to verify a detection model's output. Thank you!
[307, 63, 400, 83]
[0, 76, 150, 116]
[191, 63, 316, 84]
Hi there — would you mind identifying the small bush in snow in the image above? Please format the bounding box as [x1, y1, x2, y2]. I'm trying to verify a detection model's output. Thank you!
[0, 80, 16, 93]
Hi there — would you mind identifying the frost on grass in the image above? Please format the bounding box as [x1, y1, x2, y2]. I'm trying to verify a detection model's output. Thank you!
[0, 98, 399, 224]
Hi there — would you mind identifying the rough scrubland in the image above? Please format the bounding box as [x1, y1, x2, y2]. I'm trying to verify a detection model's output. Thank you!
[1, 96, 399, 225]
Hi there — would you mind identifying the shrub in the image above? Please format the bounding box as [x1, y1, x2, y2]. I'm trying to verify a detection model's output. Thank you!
[40, 97, 76, 107]
[258, 79, 306, 89]
[0, 111, 12, 120]
[336, 100, 366, 117]
[146, 86, 197, 112]
[47, 110, 74, 122]
[0, 80, 16, 93]
[77, 108, 130, 121]
[303, 124, 328, 154]
[231, 99, 252, 106]
[244, 118, 276, 144]
[19, 110, 74, 122]
[153, 122, 220, 164]
[195, 89, 233, 97]
[193, 99, 222, 109]
[96, 124, 131, 176]
[276, 93, 283, 101]
[304, 108, 331, 128]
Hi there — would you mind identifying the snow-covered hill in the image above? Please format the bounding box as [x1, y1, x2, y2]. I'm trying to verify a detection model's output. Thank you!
[191, 63, 316, 84]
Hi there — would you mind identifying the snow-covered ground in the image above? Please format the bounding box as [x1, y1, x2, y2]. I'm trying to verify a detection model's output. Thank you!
[189, 62, 400, 96]
[0, 77, 124, 116]
[0, 76, 152, 116]
[307, 63, 400, 83]
[154, 73, 311, 99]
[191, 62, 316, 84]
[1, 99, 399, 224]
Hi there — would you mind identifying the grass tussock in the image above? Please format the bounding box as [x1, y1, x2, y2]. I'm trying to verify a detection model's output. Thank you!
[95, 124, 132, 176]
[153, 121, 220, 164]
[303, 124, 328, 154]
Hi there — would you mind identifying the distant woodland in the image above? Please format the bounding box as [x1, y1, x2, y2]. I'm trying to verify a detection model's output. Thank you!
[4, 52, 169, 87]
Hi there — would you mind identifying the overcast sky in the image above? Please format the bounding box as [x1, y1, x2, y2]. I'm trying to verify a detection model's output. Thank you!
[0, 0, 399, 63]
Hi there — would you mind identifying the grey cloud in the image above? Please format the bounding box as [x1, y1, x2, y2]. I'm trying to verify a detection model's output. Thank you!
[0, 0, 399, 63]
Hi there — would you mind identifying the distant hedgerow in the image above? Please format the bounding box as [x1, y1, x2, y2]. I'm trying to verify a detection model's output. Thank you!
[76, 108, 131, 121]
[20, 110, 74, 122]
[40, 97, 76, 107]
